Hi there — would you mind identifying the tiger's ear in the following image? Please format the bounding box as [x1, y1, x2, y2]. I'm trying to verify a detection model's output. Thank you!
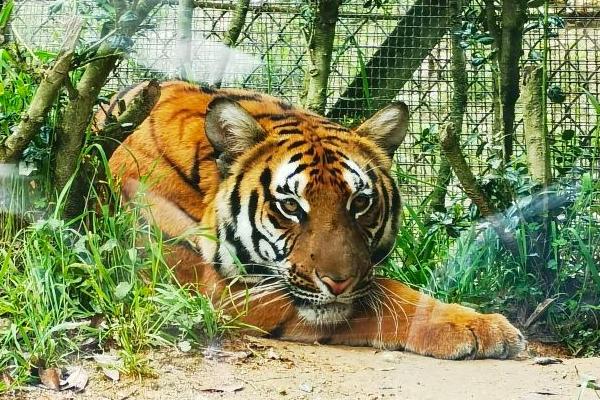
[354, 102, 409, 158]
[205, 97, 266, 176]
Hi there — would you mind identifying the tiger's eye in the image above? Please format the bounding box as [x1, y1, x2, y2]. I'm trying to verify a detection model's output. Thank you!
[351, 194, 370, 213]
[281, 199, 300, 214]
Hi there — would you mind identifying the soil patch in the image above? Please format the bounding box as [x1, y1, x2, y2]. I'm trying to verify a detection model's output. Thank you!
[5, 338, 600, 400]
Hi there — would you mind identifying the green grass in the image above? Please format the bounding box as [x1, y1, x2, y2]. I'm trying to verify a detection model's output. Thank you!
[0, 179, 233, 391]
[393, 174, 600, 356]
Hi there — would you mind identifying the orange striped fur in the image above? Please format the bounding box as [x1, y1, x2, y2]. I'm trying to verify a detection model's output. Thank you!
[101, 81, 526, 359]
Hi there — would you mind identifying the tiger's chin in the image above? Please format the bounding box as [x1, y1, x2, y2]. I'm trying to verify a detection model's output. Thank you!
[297, 302, 354, 325]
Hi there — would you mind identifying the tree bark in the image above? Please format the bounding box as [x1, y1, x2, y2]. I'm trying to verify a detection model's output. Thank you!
[498, 0, 527, 162]
[177, 0, 194, 80]
[0, 17, 83, 163]
[300, 0, 341, 114]
[53, 0, 161, 217]
[521, 66, 551, 186]
[213, 0, 250, 88]
[427, 0, 466, 216]
[223, 0, 250, 47]
[327, 0, 451, 120]
[440, 123, 520, 256]
[95, 80, 161, 160]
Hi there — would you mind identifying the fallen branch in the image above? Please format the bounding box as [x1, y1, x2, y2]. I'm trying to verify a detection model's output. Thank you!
[0, 17, 83, 163]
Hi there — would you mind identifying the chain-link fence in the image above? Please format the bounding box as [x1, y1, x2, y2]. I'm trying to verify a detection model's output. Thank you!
[9, 0, 600, 206]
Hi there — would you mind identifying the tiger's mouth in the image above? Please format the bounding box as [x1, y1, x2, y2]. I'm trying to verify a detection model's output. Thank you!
[296, 302, 354, 325]
[285, 280, 373, 325]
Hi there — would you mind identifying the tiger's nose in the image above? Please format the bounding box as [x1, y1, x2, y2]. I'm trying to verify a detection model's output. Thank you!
[318, 275, 353, 296]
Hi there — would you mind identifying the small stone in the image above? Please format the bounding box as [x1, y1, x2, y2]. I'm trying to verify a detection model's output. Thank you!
[299, 382, 313, 393]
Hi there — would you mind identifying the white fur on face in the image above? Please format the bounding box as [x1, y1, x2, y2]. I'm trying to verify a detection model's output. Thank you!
[297, 303, 353, 325]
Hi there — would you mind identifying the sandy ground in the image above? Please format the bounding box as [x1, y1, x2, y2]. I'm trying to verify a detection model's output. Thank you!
[5, 337, 600, 400]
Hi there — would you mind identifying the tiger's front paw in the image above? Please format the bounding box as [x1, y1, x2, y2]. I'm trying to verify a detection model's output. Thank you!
[406, 310, 527, 360]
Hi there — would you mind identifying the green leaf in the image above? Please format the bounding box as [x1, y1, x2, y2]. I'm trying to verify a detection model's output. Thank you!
[476, 36, 494, 45]
[118, 10, 138, 26]
[114, 281, 133, 300]
[48, 0, 65, 15]
[0, 0, 14, 29]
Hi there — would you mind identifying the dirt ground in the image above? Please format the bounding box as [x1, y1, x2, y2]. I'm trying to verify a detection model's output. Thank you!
[5, 337, 600, 400]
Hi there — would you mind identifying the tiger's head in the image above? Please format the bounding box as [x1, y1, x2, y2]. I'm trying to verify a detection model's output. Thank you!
[204, 97, 408, 325]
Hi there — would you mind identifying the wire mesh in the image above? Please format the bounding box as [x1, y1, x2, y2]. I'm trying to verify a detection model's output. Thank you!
[8, 0, 600, 207]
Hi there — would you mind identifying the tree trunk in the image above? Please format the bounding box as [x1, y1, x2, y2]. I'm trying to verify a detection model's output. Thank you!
[498, 0, 527, 162]
[0, 17, 83, 163]
[223, 0, 250, 46]
[177, 0, 194, 80]
[427, 0, 466, 216]
[53, 0, 161, 217]
[521, 66, 551, 186]
[300, 0, 341, 114]
[328, 0, 451, 120]
[441, 123, 520, 256]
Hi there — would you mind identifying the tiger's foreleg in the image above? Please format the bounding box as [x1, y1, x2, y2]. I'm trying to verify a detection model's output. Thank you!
[242, 278, 526, 360]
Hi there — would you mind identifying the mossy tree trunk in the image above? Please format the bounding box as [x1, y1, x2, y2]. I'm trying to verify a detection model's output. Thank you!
[484, 0, 528, 163]
[53, 0, 161, 217]
[521, 65, 554, 289]
[213, 0, 250, 87]
[521, 66, 551, 186]
[427, 0, 466, 216]
[300, 0, 342, 114]
[0, 17, 83, 163]
[223, 0, 250, 47]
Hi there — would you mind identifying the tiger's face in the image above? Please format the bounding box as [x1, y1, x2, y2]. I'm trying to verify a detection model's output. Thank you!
[205, 98, 408, 325]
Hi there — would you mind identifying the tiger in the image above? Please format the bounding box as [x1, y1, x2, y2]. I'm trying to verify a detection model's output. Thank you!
[99, 80, 526, 360]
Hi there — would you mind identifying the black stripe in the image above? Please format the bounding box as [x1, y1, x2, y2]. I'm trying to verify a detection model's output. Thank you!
[248, 189, 280, 263]
[372, 178, 390, 249]
[322, 135, 349, 143]
[278, 128, 303, 135]
[224, 224, 253, 269]
[230, 173, 245, 218]
[286, 164, 309, 181]
[287, 141, 307, 151]
[389, 180, 401, 234]
[273, 121, 300, 129]
[267, 213, 285, 230]
[148, 116, 203, 196]
[340, 161, 362, 180]
[190, 142, 202, 186]
[253, 113, 290, 121]
[289, 153, 302, 163]
[220, 93, 262, 102]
